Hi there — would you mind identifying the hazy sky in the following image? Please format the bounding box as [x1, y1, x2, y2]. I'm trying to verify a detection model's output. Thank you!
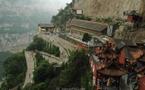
[33, 0, 72, 14]
[0, 0, 72, 23]
[0, 0, 72, 15]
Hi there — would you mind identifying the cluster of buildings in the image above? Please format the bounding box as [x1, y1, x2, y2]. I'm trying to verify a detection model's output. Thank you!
[37, 0, 145, 90]
[65, 16, 145, 90]
[65, 17, 145, 90]
[89, 39, 145, 90]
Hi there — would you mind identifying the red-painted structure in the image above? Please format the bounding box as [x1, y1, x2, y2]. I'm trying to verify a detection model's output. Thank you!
[127, 15, 134, 22]
[126, 10, 143, 25]
[127, 15, 142, 23]
[139, 76, 145, 90]
[89, 39, 145, 90]
[118, 49, 126, 65]
[66, 32, 145, 90]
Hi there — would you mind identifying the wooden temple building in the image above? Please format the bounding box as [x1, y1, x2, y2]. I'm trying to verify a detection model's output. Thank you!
[89, 38, 145, 90]
[66, 19, 109, 40]
[63, 8, 145, 90]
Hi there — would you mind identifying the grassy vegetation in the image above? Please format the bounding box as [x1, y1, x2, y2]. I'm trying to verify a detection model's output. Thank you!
[96, 17, 113, 23]
[76, 15, 92, 21]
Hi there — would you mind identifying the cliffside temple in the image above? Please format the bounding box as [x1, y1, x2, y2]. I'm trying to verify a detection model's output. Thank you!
[5, 0, 145, 90]
[64, 0, 145, 90]
[35, 0, 145, 90]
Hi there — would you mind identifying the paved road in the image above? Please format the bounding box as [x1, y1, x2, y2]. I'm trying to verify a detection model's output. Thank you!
[23, 51, 35, 88]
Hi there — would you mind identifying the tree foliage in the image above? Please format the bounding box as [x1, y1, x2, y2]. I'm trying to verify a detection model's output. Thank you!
[0, 52, 12, 81]
[51, 3, 74, 30]
[59, 50, 92, 88]
[24, 50, 92, 89]
[24, 59, 60, 90]
[26, 36, 46, 51]
[76, 15, 92, 21]
[0, 52, 27, 89]
[27, 36, 60, 57]
[82, 33, 92, 42]
[35, 52, 45, 67]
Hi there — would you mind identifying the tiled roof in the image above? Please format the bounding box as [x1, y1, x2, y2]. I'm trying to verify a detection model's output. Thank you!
[124, 47, 133, 60]
[124, 47, 143, 60]
[70, 19, 108, 32]
[115, 39, 137, 50]
[98, 67, 127, 77]
[38, 24, 54, 28]
[97, 61, 127, 76]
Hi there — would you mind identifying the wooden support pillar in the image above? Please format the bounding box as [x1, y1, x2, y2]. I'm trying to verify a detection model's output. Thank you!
[96, 71, 101, 90]
[118, 77, 120, 90]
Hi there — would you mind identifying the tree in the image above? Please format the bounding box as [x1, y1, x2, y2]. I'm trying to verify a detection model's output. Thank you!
[51, 3, 74, 31]
[1, 52, 26, 89]
[35, 53, 45, 66]
[33, 62, 50, 83]
[59, 50, 92, 88]
[23, 50, 92, 89]
[82, 33, 92, 42]
[27, 36, 60, 57]
[33, 61, 60, 84]
[26, 36, 46, 51]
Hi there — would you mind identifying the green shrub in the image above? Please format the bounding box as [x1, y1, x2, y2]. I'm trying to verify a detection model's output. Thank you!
[76, 15, 92, 21]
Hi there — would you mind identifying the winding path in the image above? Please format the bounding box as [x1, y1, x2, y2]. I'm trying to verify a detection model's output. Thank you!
[37, 51, 63, 65]
[38, 34, 76, 62]
[23, 34, 76, 88]
[23, 51, 35, 88]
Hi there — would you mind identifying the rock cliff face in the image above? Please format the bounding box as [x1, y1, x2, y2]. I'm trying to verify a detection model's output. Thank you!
[74, 0, 145, 19]
[73, 0, 145, 41]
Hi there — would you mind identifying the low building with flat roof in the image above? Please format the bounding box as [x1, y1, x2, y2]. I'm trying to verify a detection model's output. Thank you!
[67, 19, 108, 40]
[38, 24, 55, 33]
